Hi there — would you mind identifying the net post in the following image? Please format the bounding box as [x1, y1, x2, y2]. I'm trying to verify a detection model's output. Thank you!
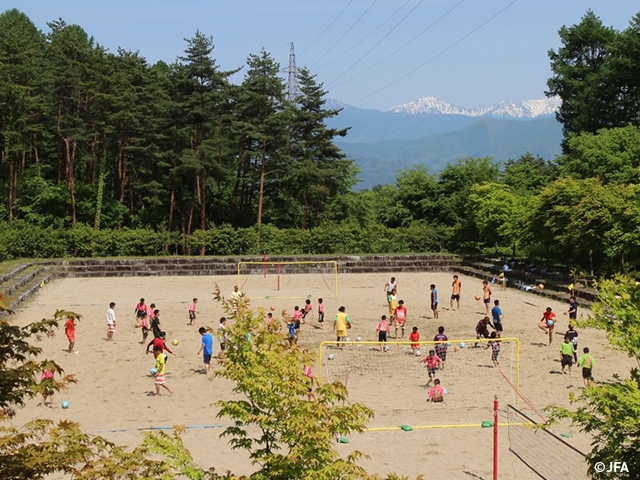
[334, 261, 338, 298]
[277, 263, 280, 291]
[493, 394, 499, 480]
[236, 262, 241, 290]
[515, 338, 520, 408]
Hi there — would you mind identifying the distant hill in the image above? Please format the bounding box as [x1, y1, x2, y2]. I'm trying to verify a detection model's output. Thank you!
[337, 116, 563, 189]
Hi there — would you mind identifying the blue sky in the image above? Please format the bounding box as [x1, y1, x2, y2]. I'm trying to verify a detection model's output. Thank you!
[8, 0, 640, 110]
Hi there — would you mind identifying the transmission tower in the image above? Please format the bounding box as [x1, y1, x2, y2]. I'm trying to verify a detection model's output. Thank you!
[287, 42, 300, 102]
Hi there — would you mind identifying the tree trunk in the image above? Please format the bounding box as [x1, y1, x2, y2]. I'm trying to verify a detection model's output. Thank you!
[589, 249, 594, 277]
[257, 153, 265, 227]
[199, 168, 206, 256]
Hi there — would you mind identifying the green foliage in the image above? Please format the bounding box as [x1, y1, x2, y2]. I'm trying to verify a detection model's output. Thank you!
[558, 125, 640, 184]
[547, 275, 640, 479]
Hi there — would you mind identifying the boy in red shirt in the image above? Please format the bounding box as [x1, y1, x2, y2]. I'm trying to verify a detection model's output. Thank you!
[538, 307, 556, 346]
[409, 326, 420, 352]
[394, 300, 407, 339]
[65, 317, 76, 353]
[146, 331, 174, 365]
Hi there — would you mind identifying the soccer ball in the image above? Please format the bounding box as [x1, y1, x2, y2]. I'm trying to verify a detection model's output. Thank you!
[172, 339, 179, 346]
[475, 295, 481, 301]
[547, 320, 554, 327]
[150, 367, 157, 375]
[355, 336, 362, 342]
[415, 350, 421, 356]
[270, 306, 275, 311]
[61, 401, 69, 409]
[328, 354, 335, 360]
[345, 337, 350, 342]
[383, 345, 389, 352]
[459, 342, 466, 349]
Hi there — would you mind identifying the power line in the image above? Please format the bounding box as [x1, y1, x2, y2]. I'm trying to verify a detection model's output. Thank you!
[309, 0, 378, 69]
[299, 0, 355, 57]
[348, 0, 520, 105]
[315, 0, 413, 71]
[329, 0, 465, 89]
[326, 0, 425, 88]
[292, 0, 338, 48]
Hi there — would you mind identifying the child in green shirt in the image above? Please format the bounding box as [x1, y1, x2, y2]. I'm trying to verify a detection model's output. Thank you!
[577, 347, 595, 386]
[560, 336, 574, 375]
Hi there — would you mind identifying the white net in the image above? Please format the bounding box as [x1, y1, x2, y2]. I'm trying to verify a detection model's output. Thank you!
[236, 261, 338, 299]
[507, 404, 589, 479]
[318, 338, 520, 429]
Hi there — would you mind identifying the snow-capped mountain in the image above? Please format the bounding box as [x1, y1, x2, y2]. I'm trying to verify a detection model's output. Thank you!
[387, 96, 561, 119]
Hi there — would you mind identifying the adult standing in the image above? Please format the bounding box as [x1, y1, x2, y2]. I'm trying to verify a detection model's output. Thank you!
[151, 309, 162, 338]
[491, 300, 504, 335]
[384, 277, 397, 300]
[450, 275, 461, 310]
[564, 296, 578, 324]
[334, 306, 351, 345]
[106, 302, 116, 341]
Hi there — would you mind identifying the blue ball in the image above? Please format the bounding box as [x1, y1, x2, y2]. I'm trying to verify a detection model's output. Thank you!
[150, 367, 157, 375]
[61, 401, 69, 409]
[459, 342, 466, 349]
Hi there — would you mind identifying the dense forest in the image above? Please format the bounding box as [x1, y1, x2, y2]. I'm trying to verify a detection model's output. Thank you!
[1, 9, 640, 275]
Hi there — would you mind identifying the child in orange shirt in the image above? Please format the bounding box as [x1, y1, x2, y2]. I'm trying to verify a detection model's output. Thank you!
[65, 317, 76, 353]
[409, 326, 420, 351]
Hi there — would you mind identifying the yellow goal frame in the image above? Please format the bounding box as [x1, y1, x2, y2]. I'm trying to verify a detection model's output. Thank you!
[236, 260, 339, 298]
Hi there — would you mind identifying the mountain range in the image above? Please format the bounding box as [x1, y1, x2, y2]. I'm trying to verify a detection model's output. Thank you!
[325, 96, 563, 189]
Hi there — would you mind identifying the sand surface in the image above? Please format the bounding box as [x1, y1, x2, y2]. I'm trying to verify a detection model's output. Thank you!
[9, 271, 633, 479]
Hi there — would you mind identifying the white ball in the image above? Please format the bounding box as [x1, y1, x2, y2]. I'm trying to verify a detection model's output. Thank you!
[415, 350, 421, 356]
[345, 337, 350, 342]
[328, 354, 335, 360]
[459, 342, 466, 349]
[383, 345, 389, 352]
[355, 336, 362, 342]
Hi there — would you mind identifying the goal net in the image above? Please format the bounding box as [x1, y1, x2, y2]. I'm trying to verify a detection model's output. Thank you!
[236, 260, 338, 299]
[318, 338, 520, 429]
[506, 404, 589, 479]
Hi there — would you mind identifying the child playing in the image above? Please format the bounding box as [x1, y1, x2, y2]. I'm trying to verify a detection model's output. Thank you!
[577, 347, 594, 386]
[197, 327, 214, 375]
[482, 280, 492, 316]
[266, 312, 274, 325]
[393, 299, 407, 339]
[334, 306, 350, 346]
[428, 378, 446, 402]
[134, 298, 147, 324]
[188, 298, 197, 325]
[65, 316, 77, 353]
[539, 307, 556, 346]
[292, 306, 303, 336]
[287, 318, 296, 347]
[434, 326, 448, 370]
[317, 298, 325, 329]
[302, 299, 313, 322]
[565, 324, 579, 362]
[217, 317, 229, 358]
[430, 284, 439, 319]
[387, 288, 398, 318]
[140, 311, 150, 345]
[409, 326, 420, 352]
[485, 331, 501, 367]
[39, 368, 57, 408]
[419, 349, 442, 386]
[560, 335, 574, 375]
[152, 345, 173, 396]
[376, 315, 390, 351]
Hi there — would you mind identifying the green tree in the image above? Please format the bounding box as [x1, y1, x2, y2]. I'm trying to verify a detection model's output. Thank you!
[0, 9, 47, 220]
[467, 182, 528, 255]
[548, 275, 640, 479]
[278, 68, 356, 229]
[557, 125, 640, 184]
[501, 153, 557, 195]
[213, 285, 376, 479]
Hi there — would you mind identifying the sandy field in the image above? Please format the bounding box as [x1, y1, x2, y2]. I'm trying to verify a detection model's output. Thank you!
[8, 271, 634, 479]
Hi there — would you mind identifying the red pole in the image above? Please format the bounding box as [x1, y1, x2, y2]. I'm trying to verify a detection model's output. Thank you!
[493, 395, 499, 480]
[277, 263, 280, 291]
[263, 252, 267, 278]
